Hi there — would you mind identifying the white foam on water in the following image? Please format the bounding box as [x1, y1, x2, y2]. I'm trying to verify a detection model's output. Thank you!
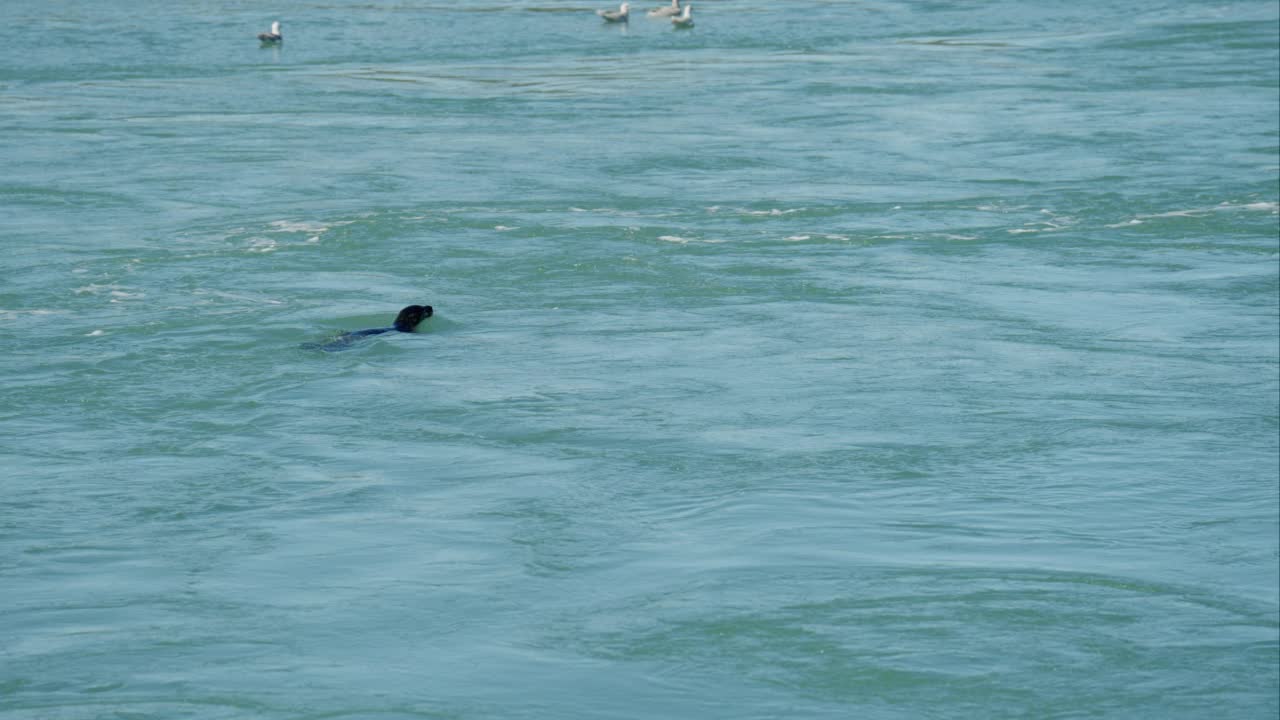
[74, 283, 136, 296]
[1008, 209, 1076, 234]
[246, 238, 278, 253]
[269, 220, 331, 234]
[659, 235, 725, 244]
[1110, 202, 1279, 227]
[193, 290, 285, 306]
[1222, 201, 1278, 213]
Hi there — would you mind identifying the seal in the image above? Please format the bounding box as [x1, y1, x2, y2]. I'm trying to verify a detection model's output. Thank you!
[305, 304, 433, 351]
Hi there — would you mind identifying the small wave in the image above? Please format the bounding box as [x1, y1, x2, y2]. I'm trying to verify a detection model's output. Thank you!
[1008, 209, 1076, 234]
[1222, 200, 1278, 214]
[1155, 201, 1278, 218]
[899, 38, 1021, 48]
[192, 290, 284, 306]
[268, 220, 331, 234]
[74, 283, 142, 299]
[1107, 201, 1279, 228]
[659, 235, 725, 244]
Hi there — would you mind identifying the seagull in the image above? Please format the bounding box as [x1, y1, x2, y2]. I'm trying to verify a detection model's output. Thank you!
[257, 21, 282, 44]
[671, 3, 693, 28]
[648, 0, 680, 18]
[596, 3, 630, 23]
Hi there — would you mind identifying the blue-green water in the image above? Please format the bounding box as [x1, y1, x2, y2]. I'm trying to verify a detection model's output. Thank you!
[2, 0, 1278, 717]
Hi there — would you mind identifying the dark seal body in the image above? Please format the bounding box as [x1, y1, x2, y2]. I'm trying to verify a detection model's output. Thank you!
[304, 304, 433, 352]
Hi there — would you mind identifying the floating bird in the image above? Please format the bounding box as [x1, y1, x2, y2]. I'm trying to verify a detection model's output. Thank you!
[257, 21, 282, 44]
[671, 4, 693, 28]
[597, 3, 630, 23]
[648, 0, 681, 18]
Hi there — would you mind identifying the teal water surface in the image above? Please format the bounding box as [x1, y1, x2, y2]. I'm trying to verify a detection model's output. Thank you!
[2, 1, 1278, 718]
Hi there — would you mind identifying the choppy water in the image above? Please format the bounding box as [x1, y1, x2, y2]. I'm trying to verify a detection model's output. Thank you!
[2, 1, 1278, 717]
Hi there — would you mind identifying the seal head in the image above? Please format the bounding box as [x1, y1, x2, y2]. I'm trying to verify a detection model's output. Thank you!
[393, 305, 433, 332]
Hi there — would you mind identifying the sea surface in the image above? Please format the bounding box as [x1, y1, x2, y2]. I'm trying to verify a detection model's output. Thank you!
[1, 1, 1278, 718]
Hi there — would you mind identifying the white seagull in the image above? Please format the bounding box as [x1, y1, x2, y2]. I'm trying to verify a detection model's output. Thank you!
[671, 3, 693, 28]
[648, 0, 681, 18]
[257, 21, 282, 44]
[597, 3, 630, 22]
